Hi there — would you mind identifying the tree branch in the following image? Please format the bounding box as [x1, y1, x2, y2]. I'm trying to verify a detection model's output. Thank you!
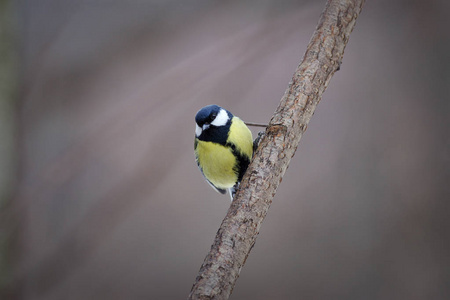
[188, 0, 365, 299]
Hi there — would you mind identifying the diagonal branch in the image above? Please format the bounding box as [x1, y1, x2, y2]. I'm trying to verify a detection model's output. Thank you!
[188, 0, 365, 299]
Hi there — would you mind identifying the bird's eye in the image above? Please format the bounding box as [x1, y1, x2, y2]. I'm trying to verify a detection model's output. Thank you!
[209, 113, 217, 121]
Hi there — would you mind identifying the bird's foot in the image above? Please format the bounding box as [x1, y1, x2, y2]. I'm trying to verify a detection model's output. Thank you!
[253, 131, 265, 153]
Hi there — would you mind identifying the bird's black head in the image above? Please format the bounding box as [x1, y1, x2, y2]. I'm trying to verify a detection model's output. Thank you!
[195, 104, 233, 144]
[195, 105, 221, 127]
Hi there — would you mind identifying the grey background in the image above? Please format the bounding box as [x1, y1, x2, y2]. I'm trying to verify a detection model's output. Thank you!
[2, 0, 450, 299]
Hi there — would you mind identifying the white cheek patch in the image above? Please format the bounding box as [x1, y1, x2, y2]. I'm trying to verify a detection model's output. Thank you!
[211, 109, 229, 127]
[195, 124, 202, 137]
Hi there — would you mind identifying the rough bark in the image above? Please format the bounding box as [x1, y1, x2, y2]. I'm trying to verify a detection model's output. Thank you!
[188, 0, 365, 299]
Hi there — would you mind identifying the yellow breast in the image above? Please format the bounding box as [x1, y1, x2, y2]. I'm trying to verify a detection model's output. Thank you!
[195, 140, 238, 189]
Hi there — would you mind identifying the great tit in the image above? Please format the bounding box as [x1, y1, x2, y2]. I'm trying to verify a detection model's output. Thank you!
[194, 105, 253, 200]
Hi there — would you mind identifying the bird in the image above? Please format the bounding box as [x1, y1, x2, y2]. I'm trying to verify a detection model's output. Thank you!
[194, 104, 253, 200]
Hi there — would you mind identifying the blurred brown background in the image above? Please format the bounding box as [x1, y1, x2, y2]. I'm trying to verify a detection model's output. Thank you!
[1, 0, 449, 299]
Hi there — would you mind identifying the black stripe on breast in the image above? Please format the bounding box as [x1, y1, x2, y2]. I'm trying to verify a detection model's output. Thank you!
[226, 142, 251, 182]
